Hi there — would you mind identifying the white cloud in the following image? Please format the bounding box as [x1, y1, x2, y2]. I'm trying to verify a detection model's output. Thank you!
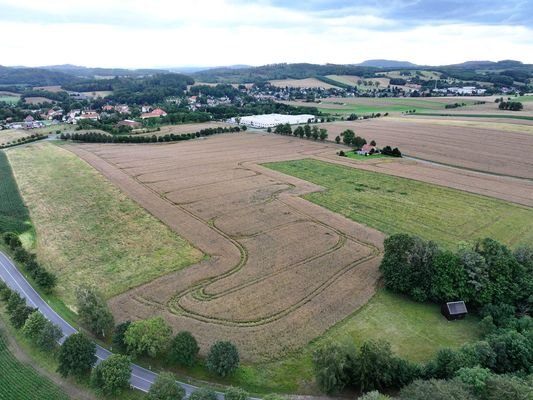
[0, 0, 532, 67]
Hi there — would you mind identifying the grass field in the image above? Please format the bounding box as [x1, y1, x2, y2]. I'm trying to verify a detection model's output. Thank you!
[264, 159, 533, 249]
[6, 143, 204, 305]
[0, 152, 33, 243]
[0, 95, 20, 104]
[344, 152, 389, 160]
[229, 289, 480, 393]
[0, 330, 70, 400]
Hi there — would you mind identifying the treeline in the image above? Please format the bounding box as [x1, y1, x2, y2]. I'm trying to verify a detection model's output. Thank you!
[313, 234, 532, 399]
[381, 234, 532, 309]
[189, 84, 242, 99]
[60, 126, 243, 144]
[271, 123, 328, 141]
[3, 232, 57, 291]
[63, 73, 195, 104]
[192, 63, 379, 83]
[0, 66, 74, 85]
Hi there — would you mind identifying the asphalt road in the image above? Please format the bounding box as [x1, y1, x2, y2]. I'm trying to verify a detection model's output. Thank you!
[0, 250, 213, 397]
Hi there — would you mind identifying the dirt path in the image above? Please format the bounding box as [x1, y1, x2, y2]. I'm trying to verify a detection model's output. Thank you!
[0, 319, 96, 400]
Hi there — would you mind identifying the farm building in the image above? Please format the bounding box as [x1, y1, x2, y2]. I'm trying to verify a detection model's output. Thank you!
[441, 301, 468, 321]
[233, 113, 315, 128]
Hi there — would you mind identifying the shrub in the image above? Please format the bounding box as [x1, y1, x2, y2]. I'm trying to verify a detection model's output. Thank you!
[206, 341, 240, 377]
[168, 331, 199, 367]
[189, 387, 218, 400]
[313, 342, 350, 394]
[225, 386, 249, 400]
[455, 366, 491, 396]
[112, 321, 131, 352]
[3, 232, 22, 250]
[399, 379, 474, 400]
[148, 372, 185, 400]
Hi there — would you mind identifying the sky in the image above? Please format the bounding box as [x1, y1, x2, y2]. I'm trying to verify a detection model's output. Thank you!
[1, 0, 532, 68]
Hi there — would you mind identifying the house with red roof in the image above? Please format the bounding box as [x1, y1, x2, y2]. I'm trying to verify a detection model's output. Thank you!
[140, 108, 167, 119]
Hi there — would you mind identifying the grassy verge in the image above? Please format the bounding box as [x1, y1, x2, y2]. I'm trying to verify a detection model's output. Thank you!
[344, 152, 390, 161]
[6, 143, 204, 305]
[264, 159, 533, 249]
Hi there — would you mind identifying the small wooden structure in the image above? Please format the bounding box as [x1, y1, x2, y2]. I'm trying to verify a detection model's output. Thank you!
[441, 301, 468, 320]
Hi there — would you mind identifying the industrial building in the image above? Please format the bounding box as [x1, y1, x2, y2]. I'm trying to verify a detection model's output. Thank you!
[231, 113, 315, 128]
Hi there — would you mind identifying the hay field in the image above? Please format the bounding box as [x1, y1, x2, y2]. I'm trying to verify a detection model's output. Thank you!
[0, 91, 20, 104]
[6, 143, 203, 306]
[69, 133, 384, 361]
[269, 78, 341, 89]
[66, 132, 532, 361]
[0, 130, 33, 146]
[154, 122, 234, 135]
[79, 90, 113, 98]
[316, 117, 533, 179]
[32, 86, 64, 92]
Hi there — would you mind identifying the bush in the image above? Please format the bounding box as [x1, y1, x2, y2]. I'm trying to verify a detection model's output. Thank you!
[148, 372, 185, 400]
[76, 286, 114, 338]
[313, 342, 350, 394]
[189, 387, 218, 400]
[225, 386, 249, 400]
[112, 321, 131, 352]
[124, 317, 172, 357]
[206, 341, 240, 377]
[399, 379, 475, 400]
[455, 366, 491, 396]
[168, 331, 199, 367]
[3, 232, 21, 249]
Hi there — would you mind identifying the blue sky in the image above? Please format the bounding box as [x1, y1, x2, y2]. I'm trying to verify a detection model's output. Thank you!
[0, 0, 531, 68]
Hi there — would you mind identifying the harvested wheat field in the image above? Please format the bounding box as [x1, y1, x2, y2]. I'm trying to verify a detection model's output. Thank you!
[66, 132, 533, 361]
[317, 118, 533, 179]
[153, 122, 234, 135]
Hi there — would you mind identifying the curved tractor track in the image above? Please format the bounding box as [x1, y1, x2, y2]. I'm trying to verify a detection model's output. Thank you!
[66, 133, 384, 361]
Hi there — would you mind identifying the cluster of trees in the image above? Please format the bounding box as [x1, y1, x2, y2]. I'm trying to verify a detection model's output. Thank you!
[271, 123, 328, 141]
[498, 101, 523, 111]
[445, 102, 467, 109]
[339, 129, 367, 148]
[0, 133, 48, 149]
[389, 78, 407, 85]
[111, 316, 240, 377]
[381, 146, 402, 157]
[76, 286, 114, 338]
[380, 234, 532, 310]
[3, 232, 57, 291]
[60, 126, 243, 144]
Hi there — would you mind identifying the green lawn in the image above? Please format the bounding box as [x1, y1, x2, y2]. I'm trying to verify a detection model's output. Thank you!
[264, 159, 533, 249]
[6, 143, 204, 305]
[344, 152, 389, 161]
[226, 289, 480, 394]
[0, 330, 70, 400]
[316, 98, 481, 115]
[0, 95, 20, 104]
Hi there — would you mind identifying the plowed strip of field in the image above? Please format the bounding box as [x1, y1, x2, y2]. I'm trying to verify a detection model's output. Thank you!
[317, 119, 533, 179]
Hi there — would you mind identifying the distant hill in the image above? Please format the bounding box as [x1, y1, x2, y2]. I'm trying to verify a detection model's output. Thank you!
[41, 64, 166, 78]
[355, 59, 419, 68]
[0, 65, 75, 86]
[445, 60, 525, 70]
[170, 65, 252, 74]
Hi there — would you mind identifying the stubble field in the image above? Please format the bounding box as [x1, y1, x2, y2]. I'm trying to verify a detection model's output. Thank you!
[66, 132, 532, 362]
[316, 117, 533, 179]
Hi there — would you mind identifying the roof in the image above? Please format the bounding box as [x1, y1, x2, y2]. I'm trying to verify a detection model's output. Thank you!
[446, 301, 467, 315]
[361, 144, 375, 152]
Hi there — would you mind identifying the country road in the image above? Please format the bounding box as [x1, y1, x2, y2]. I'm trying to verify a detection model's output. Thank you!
[0, 250, 219, 397]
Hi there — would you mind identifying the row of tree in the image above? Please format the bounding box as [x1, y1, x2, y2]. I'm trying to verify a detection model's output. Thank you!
[271, 123, 328, 141]
[0, 133, 48, 149]
[60, 126, 243, 144]
[380, 234, 532, 310]
[3, 232, 57, 291]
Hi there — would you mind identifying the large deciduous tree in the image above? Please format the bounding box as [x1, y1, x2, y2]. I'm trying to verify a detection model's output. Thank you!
[206, 341, 240, 377]
[124, 317, 172, 357]
[57, 333, 97, 378]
